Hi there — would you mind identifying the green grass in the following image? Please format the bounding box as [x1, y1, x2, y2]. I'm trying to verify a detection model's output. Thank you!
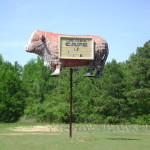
[0, 123, 150, 150]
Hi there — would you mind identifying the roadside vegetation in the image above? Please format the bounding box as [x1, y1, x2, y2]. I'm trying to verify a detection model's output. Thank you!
[0, 40, 150, 124]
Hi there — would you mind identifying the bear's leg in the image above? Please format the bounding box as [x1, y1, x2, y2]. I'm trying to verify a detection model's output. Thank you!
[84, 63, 95, 77]
[51, 63, 61, 76]
[95, 65, 103, 78]
[84, 68, 94, 77]
[51, 68, 60, 76]
[84, 61, 95, 77]
[95, 53, 108, 78]
[50, 60, 64, 76]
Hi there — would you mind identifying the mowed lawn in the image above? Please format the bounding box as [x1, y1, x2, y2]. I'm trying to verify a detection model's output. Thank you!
[0, 123, 150, 150]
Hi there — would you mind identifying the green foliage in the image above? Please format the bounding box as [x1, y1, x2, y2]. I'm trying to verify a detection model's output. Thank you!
[99, 60, 125, 98]
[127, 41, 150, 89]
[0, 40, 150, 124]
[124, 40, 150, 122]
[0, 55, 24, 122]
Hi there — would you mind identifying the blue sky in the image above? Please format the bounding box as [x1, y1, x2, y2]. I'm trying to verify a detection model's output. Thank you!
[0, 0, 150, 66]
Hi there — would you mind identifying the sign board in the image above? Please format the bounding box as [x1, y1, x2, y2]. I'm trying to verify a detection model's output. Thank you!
[59, 36, 94, 60]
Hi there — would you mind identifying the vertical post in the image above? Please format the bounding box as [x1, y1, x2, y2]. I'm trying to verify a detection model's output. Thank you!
[70, 68, 73, 138]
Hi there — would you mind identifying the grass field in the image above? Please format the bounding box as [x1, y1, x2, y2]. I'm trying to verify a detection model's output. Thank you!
[0, 123, 150, 150]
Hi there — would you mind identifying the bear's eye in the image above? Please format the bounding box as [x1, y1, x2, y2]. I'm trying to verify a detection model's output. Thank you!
[31, 38, 39, 42]
[41, 37, 45, 42]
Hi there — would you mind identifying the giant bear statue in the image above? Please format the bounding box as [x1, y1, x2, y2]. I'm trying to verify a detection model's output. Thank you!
[25, 30, 108, 78]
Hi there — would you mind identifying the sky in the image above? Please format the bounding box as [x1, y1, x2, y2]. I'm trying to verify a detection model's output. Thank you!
[0, 0, 150, 66]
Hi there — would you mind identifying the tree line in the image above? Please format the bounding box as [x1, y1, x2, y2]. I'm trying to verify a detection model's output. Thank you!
[0, 40, 150, 124]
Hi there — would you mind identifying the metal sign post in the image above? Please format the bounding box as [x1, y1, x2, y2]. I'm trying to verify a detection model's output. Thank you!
[25, 31, 108, 138]
[69, 68, 73, 138]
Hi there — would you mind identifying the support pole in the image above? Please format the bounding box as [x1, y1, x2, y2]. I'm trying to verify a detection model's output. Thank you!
[69, 68, 73, 138]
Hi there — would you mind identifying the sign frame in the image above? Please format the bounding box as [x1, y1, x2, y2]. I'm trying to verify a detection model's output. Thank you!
[59, 36, 94, 60]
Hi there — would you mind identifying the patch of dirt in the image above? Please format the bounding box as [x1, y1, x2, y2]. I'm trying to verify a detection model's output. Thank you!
[75, 137, 89, 142]
[9, 125, 60, 133]
[68, 137, 90, 142]
[0, 133, 60, 136]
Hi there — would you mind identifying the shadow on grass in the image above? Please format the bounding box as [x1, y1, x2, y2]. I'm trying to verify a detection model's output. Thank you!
[105, 138, 141, 141]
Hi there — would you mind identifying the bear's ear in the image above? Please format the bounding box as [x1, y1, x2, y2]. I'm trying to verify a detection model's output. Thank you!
[39, 35, 45, 42]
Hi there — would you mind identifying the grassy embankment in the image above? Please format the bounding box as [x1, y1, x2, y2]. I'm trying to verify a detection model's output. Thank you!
[0, 123, 150, 150]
